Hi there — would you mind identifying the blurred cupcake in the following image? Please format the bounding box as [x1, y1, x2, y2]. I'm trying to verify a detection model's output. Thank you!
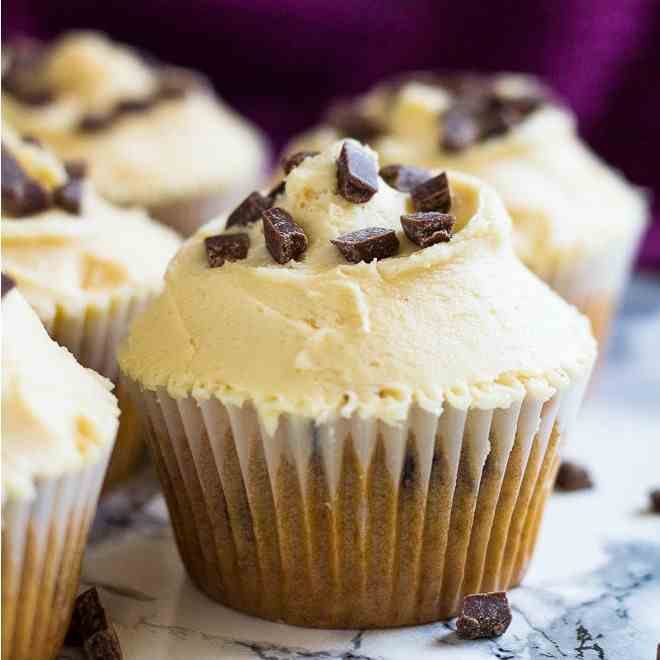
[2, 276, 119, 660]
[119, 140, 596, 627]
[2, 31, 270, 235]
[286, 73, 648, 352]
[1, 128, 180, 488]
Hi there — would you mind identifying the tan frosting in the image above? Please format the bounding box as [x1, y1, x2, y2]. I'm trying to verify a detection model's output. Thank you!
[1, 129, 181, 324]
[2, 31, 268, 207]
[286, 75, 647, 280]
[119, 140, 596, 432]
[2, 288, 119, 500]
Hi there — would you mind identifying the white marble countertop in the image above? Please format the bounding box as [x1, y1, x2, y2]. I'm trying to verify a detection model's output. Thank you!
[64, 276, 660, 660]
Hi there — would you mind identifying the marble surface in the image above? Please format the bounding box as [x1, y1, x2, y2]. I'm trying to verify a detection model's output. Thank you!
[64, 276, 660, 660]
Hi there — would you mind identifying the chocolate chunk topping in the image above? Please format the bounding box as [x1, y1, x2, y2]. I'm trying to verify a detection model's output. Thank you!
[22, 134, 42, 147]
[649, 489, 660, 513]
[263, 207, 308, 264]
[336, 142, 379, 204]
[65, 588, 122, 658]
[2, 38, 53, 106]
[226, 191, 272, 228]
[204, 233, 250, 268]
[116, 96, 156, 114]
[401, 212, 454, 247]
[379, 164, 431, 192]
[53, 179, 83, 215]
[442, 105, 482, 152]
[282, 150, 320, 175]
[64, 159, 88, 180]
[325, 100, 384, 143]
[554, 461, 593, 491]
[157, 66, 208, 99]
[85, 629, 123, 659]
[456, 592, 512, 640]
[411, 172, 451, 213]
[268, 180, 286, 202]
[1, 145, 51, 217]
[331, 227, 399, 263]
[79, 112, 115, 133]
[2, 273, 16, 298]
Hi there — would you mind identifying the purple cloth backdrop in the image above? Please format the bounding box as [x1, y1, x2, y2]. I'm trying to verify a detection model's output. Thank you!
[4, 0, 659, 268]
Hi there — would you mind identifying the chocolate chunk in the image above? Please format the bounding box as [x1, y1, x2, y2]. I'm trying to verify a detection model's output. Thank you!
[64, 159, 88, 180]
[401, 212, 454, 247]
[379, 164, 431, 192]
[325, 100, 383, 142]
[263, 207, 308, 264]
[554, 461, 593, 492]
[649, 489, 660, 513]
[204, 233, 250, 268]
[226, 191, 272, 228]
[282, 150, 319, 175]
[85, 629, 123, 659]
[2, 38, 53, 106]
[53, 179, 83, 215]
[116, 96, 155, 114]
[442, 105, 481, 152]
[411, 172, 451, 213]
[157, 66, 207, 99]
[2, 273, 16, 298]
[22, 134, 42, 147]
[268, 180, 286, 202]
[79, 112, 114, 133]
[336, 142, 379, 204]
[1, 145, 51, 217]
[456, 592, 512, 640]
[66, 588, 122, 658]
[331, 227, 399, 263]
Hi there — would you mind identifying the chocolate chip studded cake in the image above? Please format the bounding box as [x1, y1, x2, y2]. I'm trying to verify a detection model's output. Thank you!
[1, 128, 180, 489]
[2, 31, 269, 235]
[119, 140, 596, 628]
[285, 72, 648, 353]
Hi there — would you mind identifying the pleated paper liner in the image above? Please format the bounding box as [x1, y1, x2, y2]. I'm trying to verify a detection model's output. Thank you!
[1, 448, 111, 660]
[127, 363, 591, 629]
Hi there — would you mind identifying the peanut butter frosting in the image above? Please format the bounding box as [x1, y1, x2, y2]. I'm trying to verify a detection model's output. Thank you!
[1, 128, 181, 325]
[119, 140, 596, 432]
[286, 74, 647, 280]
[2, 31, 268, 208]
[2, 285, 119, 500]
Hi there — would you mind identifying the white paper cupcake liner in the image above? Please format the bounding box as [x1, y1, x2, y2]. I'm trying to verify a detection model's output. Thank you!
[1, 448, 111, 660]
[126, 364, 590, 628]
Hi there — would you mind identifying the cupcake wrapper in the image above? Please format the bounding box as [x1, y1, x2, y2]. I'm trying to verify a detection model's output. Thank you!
[1, 448, 111, 660]
[127, 368, 590, 628]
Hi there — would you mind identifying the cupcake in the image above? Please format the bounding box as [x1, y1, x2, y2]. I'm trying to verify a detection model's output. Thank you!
[2, 31, 270, 235]
[1, 128, 180, 488]
[285, 73, 648, 352]
[2, 275, 119, 660]
[119, 140, 596, 627]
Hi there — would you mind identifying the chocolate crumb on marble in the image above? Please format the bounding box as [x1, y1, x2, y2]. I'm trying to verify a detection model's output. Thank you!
[1, 145, 51, 217]
[53, 179, 83, 215]
[456, 591, 512, 640]
[263, 207, 308, 264]
[411, 172, 451, 213]
[205, 233, 250, 268]
[401, 211, 454, 247]
[1, 273, 16, 298]
[336, 141, 379, 204]
[379, 164, 431, 192]
[649, 489, 660, 513]
[554, 461, 594, 492]
[226, 191, 272, 228]
[282, 150, 319, 175]
[331, 227, 399, 263]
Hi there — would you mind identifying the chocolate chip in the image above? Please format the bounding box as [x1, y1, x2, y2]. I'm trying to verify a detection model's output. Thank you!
[649, 489, 660, 513]
[79, 112, 114, 133]
[554, 461, 593, 492]
[2, 273, 16, 298]
[401, 212, 454, 247]
[282, 150, 319, 175]
[22, 134, 42, 147]
[1, 145, 51, 217]
[204, 233, 250, 268]
[53, 179, 83, 215]
[226, 191, 272, 228]
[65, 588, 122, 658]
[456, 592, 512, 640]
[268, 180, 286, 202]
[325, 100, 383, 143]
[157, 67, 207, 99]
[411, 172, 451, 213]
[116, 96, 156, 114]
[442, 105, 481, 152]
[64, 159, 88, 180]
[331, 227, 399, 263]
[263, 207, 308, 264]
[336, 142, 379, 204]
[379, 164, 431, 192]
[2, 38, 53, 106]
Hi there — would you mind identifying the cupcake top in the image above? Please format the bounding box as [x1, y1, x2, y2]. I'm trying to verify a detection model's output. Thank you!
[2, 276, 119, 501]
[2, 32, 268, 208]
[286, 73, 647, 277]
[1, 128, 180, 325]
[119, 140, 596, 432]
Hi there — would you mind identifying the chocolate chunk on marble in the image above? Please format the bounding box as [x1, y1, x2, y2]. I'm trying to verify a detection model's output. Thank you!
[336, 142, 379, 204]
[205, 233, 250, 268]
[456, 591, 512, 640]
[282, 150, 319, 175]
[66, 588, 122, 658]
[1, 145, 51, 217]
[379, 164, 431, 192]
[2, 273, 16, 298]
[555, 461, 593, 492]
[411, 172, 451, 213]
[401, 212, 454, 247]
[226, 191, 272, 228]
[64, 159, 88, 180]
[263, 207, 308, 264]
[649, 489, 660, 514]
[332, 227, 399, 263]
[53, 179, 83, 215]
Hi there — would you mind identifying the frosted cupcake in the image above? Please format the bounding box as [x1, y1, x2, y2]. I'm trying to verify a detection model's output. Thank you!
[1, 128, 180, 488]
[2, 32, 270, 235]
[286, 73, 648, 351]
[2, 276, 119, 660]
[119, 140, 596, 627]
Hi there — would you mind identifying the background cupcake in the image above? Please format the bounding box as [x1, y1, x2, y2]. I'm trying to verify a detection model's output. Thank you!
[2, 276, 119, 660]
[1, 128, 180, 488]
[119, 141, 596, 627]
[2, 31, 270, 235]
[285, 73, 648, 353]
